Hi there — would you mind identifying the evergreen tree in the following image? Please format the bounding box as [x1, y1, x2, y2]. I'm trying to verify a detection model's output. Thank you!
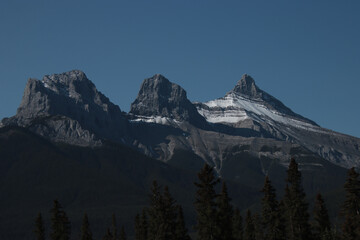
[216, 181, 233, 240]
[119, 226, 126, 240]
[102, 228, 113, 240]
[261, 176, 285, 240]
[253, 213, 264, 240]
[320, 228, 339, 240]
[135, 209, 148, 240]
[162, 185, 177, 238]
[282, 158, 312, 240]
[80, 213, 93, 240]
[244, 210, 255, 240]
[194, 164, 219, 240]
[134, 214, 141, 240]
[174, 206, 191, 240]
[112, 213, 118, 240]
[147, 180, 163, 240]
[341, 167, 360, 240]
[232, 208, 243, 240]
[147, 181, 178, 240]
[50, 199, 71, 240]
[312, 193, 331, 239]
[34, 212, 45, 240]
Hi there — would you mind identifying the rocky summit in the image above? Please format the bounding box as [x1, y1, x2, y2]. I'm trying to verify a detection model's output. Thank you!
[1, 70, 128, 146]
[130, 74, 207, 127]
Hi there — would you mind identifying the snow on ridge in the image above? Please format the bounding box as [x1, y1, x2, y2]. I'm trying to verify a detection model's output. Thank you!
[197, 108, 249, 123]
[130, 115, 181, 125]
[197, 93, 325, 133]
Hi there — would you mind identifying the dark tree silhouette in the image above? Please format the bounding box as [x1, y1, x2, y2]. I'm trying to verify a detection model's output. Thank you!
[244, 210, 255, 240]
[80, 213, 93, 240]
[112, 213, 118, 240]
[174, 206, 191, 240]
[134, 209, 148, 240]
[194, 164, 219, 240]
[147, 181, 178, 240]
[102, 228, 113, 240]
[261, 176, 285, 240]
[341, 167, 360, 240]
[232, 208, 243, 240]
[282, 158, 312, 240]
[216, 181, 233, 240]
[34, 212, 45, 240]
[312, 193, 331, 239]
[50, 199, 71, 240]
[119, 226, 126, 240]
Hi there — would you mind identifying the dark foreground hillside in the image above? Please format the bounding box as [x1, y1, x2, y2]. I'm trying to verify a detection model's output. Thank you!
[0, 126, 347, 239]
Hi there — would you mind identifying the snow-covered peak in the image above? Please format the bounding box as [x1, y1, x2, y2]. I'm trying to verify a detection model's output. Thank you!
[197, 92, 316, 129]
[195, 75, 318, 131]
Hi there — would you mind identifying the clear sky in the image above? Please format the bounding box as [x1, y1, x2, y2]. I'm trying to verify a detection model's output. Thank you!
[0, 0, 359, 138]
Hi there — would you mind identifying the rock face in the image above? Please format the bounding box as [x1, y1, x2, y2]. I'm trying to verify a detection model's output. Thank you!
[232, 74, 261, 98]
[130, 74, 207, 127]
[2, 70, 128, 145]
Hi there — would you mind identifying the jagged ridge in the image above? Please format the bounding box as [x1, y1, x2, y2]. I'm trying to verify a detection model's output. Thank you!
[1, 70, 359, 169]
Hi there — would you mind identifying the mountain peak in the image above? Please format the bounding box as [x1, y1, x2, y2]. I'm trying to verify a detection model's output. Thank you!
[232, 74, 260, 98]
[130, 75, 206, 126]
[152, 73, 168, 81]
[43, 70, 87, 83]
[7, 70, 128, 144]
[40, 70, 95, 98]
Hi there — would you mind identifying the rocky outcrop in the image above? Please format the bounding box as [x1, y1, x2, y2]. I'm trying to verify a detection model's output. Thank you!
[130, 74, 207, 127]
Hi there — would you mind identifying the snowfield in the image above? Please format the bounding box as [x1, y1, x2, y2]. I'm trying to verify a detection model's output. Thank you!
[196, 92, 326, 133]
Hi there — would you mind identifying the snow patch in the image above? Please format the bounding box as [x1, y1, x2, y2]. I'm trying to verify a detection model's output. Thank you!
[130, 115, 181, 125]
[197, 93, 324, 133]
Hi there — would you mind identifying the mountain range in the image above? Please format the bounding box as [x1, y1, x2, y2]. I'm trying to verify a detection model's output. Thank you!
[1, 70, 359, 239]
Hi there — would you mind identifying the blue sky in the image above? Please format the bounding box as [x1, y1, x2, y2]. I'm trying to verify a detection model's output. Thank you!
[0, 0, 359, 137]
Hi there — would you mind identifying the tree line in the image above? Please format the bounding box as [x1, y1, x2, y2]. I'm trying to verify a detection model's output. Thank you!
[34, 158, 360, 240]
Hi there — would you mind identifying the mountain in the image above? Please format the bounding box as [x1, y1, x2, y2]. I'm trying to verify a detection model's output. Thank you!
[130, 74, 207, 127]
[1, 70, 129, 146]
[194, 74, 360, 168]
[195, 74, 317, 126]
[1, 70, 359, 179]
[0, 70, 359, 239]
[3, 70, 358, 170]
[126, 72, 355, 194]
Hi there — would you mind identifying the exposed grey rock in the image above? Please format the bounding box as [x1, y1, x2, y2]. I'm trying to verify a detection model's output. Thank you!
[130, 74, 207, 127]
[27, 115, 102, 146]
[230, 74, 317, 125]
[2, 70, 128, 145]
[232, 74, 261, 98]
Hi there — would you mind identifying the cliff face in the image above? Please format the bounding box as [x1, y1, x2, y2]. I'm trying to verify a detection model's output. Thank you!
[130, 74, 207, 127]
[1, 70, 128, 145]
